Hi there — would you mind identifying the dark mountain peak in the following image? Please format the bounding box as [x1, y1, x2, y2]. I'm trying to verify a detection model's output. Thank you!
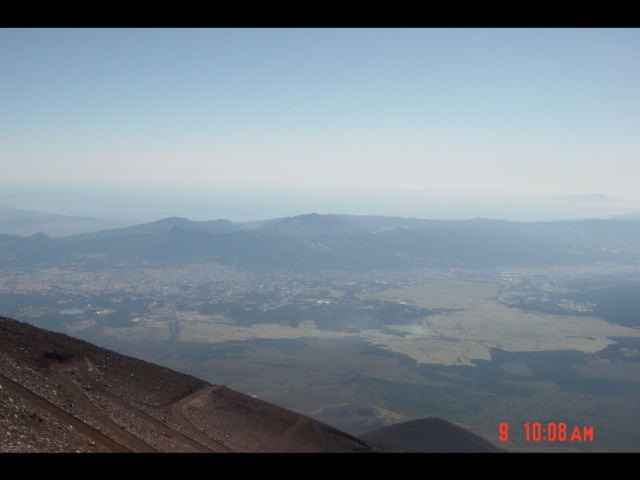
[28, 232, 50, 241]
[359, 416, 503, 453]
[153, 216, 192, 224]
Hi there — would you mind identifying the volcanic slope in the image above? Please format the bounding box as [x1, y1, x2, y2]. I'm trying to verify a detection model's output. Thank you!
[359, 417, 503, 453]
[0, 315, 378, 453]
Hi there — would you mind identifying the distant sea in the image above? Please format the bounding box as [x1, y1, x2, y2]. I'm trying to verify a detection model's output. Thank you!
[1, 183, 638, 224]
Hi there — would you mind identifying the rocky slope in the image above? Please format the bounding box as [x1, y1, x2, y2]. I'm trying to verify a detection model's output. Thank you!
[0, 315, 377, 453]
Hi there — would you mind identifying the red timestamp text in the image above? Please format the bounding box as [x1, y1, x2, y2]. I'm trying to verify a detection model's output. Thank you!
[499, 422, 594, 442]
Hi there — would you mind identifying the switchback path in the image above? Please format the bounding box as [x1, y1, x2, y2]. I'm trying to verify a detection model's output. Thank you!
[170, 385, 235, 452]
[53, 357, 228, 452]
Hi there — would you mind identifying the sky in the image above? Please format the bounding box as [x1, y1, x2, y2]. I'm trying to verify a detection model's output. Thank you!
[1, 28, 639, 222]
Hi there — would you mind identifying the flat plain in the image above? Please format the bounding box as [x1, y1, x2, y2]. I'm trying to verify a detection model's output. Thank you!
[4, 263, 640, 451]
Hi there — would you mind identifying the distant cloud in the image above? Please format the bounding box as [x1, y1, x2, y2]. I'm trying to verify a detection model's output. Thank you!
[551, 194, 621, 202]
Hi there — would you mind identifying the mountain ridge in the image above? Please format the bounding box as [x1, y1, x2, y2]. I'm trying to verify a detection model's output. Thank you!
[3, 213, 639, 272]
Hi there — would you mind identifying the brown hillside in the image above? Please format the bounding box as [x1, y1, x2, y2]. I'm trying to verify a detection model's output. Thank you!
[0, 315, 378, 453]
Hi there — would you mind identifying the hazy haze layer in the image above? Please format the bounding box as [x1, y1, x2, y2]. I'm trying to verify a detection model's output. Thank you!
[2, 28, 639, 222]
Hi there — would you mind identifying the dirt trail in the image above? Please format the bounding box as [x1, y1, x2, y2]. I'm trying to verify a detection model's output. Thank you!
[0, 371, 132, 452]
[170, 385, 235, 452]
[52, 357, 232, 452]
[51, 359, 158, 452]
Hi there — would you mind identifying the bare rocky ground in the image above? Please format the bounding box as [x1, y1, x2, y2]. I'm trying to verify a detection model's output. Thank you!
[0, 315, 379, 453]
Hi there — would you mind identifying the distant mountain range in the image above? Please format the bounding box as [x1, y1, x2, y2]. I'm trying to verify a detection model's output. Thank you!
[0, 315, 501, 453]
[2, 212, 640, 272]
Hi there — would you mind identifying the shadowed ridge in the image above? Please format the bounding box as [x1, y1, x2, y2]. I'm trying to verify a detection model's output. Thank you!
[358, 416, 503, 453]
[307, 403, 410, 436]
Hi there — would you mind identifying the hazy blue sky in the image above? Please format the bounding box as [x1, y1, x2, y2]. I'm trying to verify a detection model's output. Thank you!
[2, 28, 639, 221]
